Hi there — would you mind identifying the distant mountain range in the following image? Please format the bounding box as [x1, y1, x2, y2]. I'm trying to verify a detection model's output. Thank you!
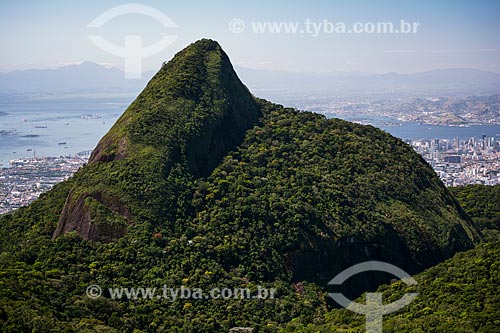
[236, 67, 500, 99]
[1, 62, 499, 98]
[0, 62, 153, 95]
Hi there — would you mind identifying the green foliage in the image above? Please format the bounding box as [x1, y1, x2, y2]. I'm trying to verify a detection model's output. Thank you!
[0, 39, 483, 332]
[450, 184, 500, 240]
[0, 101, 479, 331]
[186, 100, 478, 285]
[281, 240, 500, 332]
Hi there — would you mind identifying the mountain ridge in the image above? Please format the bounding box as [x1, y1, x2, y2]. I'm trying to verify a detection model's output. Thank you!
[0, 39, 483, 332]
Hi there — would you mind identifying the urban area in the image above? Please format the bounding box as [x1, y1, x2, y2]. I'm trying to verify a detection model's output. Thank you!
[0, 153, 89, 215]
[409, 135, 500, 187]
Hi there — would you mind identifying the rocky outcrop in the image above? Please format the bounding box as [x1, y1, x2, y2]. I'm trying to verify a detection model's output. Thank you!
[53, 190, 130, 242]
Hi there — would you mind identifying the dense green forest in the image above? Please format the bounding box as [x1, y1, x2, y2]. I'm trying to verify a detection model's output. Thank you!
[450, 184, 500, 240]
[0, 39, 496, 332]
[281, 185, 500, 332]
[280, 239, 500, 332]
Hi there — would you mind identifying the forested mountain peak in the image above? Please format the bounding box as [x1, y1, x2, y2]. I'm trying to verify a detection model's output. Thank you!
[53, 39, 261, 241]
[45, 38, 479, 292]
[0, 40, 482, 332]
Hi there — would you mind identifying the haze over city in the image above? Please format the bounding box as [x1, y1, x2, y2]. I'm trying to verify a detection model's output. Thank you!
[1, 0, 500, 74]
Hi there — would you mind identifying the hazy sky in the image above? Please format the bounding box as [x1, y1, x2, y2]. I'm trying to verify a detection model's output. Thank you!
[1, 0, 499, 74]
